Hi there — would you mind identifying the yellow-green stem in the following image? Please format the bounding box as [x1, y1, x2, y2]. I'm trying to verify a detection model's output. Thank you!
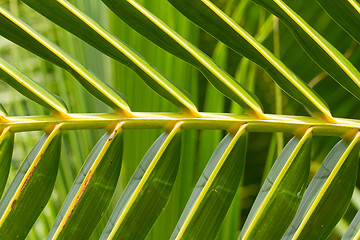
[1, 112, 359, 137]
[273, 16, 284, 156]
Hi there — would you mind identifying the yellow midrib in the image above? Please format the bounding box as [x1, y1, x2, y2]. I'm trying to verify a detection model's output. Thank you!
[274, 0, 360, 89]
[107, 122, 183, 239]
[242, 128, 312, 239]
[201, 0, 333, 121]
[51, 122, 124, 239]
[0, 124, 62, 228]
[175, 124, 247, 239]
[0, 7, 131, 113]
[291, 132, 360, 239]
[127, 0, 264, 117]
[58, 0, 198, 115]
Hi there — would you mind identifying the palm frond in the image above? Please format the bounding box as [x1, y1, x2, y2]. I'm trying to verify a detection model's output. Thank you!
[0, 0, 360, 239]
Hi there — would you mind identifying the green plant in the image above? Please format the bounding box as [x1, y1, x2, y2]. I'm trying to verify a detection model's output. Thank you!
[1, 0, 360, 239]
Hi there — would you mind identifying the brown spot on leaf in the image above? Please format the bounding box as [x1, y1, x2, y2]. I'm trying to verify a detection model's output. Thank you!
[20, 164, 38, 193]
[108, 130, 117, 141]
[61, 172, 93, 230]
[11, 200, 16, 209]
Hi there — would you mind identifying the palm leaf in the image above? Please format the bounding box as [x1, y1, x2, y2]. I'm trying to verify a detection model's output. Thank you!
[252, 0, 360, 103]
[0, 126, 13, 198]
[0, 124, 62, 239]
[1, 0, 360, 239]
[21, 0, 199, 116]
[168, 0, 334, 122]
[239, 128, 312, 239]
[0, 58, 68, 117]
[316, 0, 360, 45]
[47, 123, 124, 240]
[172, 124, 247, 239]
[102, 0, 265, 118]
[0, 6, 131, 115]
[100, 123, 182, 239]
[283, 132, 360, 239]
[343, 209, 360, 239]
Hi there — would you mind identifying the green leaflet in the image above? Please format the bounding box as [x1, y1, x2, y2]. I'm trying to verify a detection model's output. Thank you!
[0, 6, 131, 115]
[0, 58, 69, 117]
[0, 104, 7, 116]
[343, 209, 360, 239]
[0, 124, 62, 240]
[47, 122, 124, 240]
[102, 0, 265, 118]
[168, 0, 334, 122]
[22, 0, 199, 117]
[0, 127, 13, 198]
[172, 124, 247, 240]
[0, 104, 8, 123]
[283, 132, 360, 240]
[239, 128, 312, 239]
[316, 0, 360, 45]
[252, 0, 360, 104]
[100, 123, 182, 240]
[261, 134, 278, 184]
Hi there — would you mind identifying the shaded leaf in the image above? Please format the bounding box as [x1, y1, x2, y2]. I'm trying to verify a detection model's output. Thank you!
[0, 127, 13, 198]
[22, 0, 199, 116]
[240, 128, 312, 239]
[0, 124, 62, 240]
[283, 132, 360, 240]
[0, 104, 7, 116]
[102, 0, 265, 118]
[316, 0, 360, 45]
[47, 122, 124, 240]
[172, 124, 247, 240]
[168, 0, 334, 122]
[100, 122, 182, 240]
[0, 6, 131, 114]
[0, 58, 68, 117]
[342, 209, 360, 239]
[252, 0, 360, 104]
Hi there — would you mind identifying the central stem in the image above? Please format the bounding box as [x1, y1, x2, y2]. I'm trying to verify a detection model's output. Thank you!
[1, 112, 359, 137]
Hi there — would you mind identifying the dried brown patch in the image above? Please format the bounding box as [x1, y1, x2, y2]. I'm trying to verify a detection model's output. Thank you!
[11, 200, 16, 209]
[108, 130, 117, 141]
[20, 163, 38, 194]
[61, 171, 93, 230]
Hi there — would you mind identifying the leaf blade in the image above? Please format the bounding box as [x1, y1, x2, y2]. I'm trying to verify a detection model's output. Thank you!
[252, 0, 360, 104]
[172, 124, 247, 240]
[239, 128, 312, 239]
[0, 124, 62, 240]
[0, 6, 131, 114]
[0, 127, 14, 198]
[100, 123, 182, 240]
[47, 122, 124, 240]
[0, 58, 68, 117]
[342, 209, 360, 239]
[102, 0, 265, 118]
[316, 0, 360, 45]
[0, 104, 8, 117]
[283, 132, 360, 239]
[22, 0, 199, 116]
[168, 0, 334, 122]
